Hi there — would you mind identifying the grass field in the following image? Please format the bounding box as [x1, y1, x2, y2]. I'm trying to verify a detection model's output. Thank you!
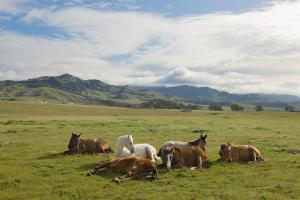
[0, 101, 299, 200]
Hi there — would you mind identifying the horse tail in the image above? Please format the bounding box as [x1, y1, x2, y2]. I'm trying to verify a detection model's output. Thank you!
[153, 168, 159, 180]
[249, 146, 264, 162]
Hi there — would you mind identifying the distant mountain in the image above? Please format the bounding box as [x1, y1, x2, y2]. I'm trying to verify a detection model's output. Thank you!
[1, 74, 299, 108]
[146, 85, 300, 106]
[0, 74, 178, 106]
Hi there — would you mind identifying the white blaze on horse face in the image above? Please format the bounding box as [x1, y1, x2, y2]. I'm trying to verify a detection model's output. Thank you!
[166, 153, 173, 169]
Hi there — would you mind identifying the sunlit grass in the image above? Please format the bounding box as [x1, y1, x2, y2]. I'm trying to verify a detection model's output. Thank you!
[0, 101, 299, 199]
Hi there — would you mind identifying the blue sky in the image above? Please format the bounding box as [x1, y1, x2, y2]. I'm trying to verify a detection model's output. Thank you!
[1, 0, 300, 95]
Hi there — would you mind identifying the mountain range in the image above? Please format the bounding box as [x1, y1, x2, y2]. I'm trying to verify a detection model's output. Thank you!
[146, 85, 300, 106]
[0, 74, 299, 108]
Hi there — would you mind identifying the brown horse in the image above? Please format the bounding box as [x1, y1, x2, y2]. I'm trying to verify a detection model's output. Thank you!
[158, 134, 208, 157]
[64, 132, 113, 154]
[219, 143, 264, 163]
[87, 157, 158, 183]
[161, 145, 208, 169]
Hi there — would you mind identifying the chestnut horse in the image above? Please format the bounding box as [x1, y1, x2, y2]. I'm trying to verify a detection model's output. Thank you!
[64, 132, 113, 154]
[87, 157, 158, 183]
[219, 143, 264, 163]
[160, 145, 208, 169]
[158, 134, 207, 157]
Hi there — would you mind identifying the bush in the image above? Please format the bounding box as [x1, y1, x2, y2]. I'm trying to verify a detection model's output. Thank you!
[285, 105, 295, 112]
[255, 105, 264, 112]
[208, 104, 223, 111]
[230, 104, 244, 112]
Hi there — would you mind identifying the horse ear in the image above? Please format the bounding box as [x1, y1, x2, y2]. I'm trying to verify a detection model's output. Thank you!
[200, 134, 203, 138]
[78, 134, 81, 137]
[204, 134, 207, 138]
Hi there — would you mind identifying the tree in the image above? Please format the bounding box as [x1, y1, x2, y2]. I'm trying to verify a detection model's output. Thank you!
[208, 104, 223, 111]
[230, 104, 244, 112]
[285, 105, 295, 112]
[255, 105, 264, 112]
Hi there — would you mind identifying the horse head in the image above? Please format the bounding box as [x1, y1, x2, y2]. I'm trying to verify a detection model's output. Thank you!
[198, 134, 207, 150]
[68, 132, 81, 153]
[219, 142, 232, 161]
[124, 135, 135, 153]
[161, 145, 176, 169]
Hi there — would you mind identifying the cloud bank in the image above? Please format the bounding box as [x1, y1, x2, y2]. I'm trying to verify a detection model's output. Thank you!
[0, 0, 300, 95]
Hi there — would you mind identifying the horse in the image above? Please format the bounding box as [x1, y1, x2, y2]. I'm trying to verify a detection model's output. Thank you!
[157, 134, 207, 157]
[219, 143, 264, 163]
[116, 135, 160, 162]
[64, 132, 113, 154]
[87, 157, 158, 183]
[160, 145, 208, 170]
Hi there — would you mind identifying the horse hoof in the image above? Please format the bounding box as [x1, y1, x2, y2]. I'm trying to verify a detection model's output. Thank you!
[190, 167, 196, 170]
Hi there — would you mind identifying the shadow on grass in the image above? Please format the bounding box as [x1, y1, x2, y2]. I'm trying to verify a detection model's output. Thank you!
[37, 152, 66, 160]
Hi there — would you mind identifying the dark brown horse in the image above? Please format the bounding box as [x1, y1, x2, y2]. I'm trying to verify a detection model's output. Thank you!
[160, 145, 208, 169]
[87, 157, 158, 183]
[64, 132, 113, 154]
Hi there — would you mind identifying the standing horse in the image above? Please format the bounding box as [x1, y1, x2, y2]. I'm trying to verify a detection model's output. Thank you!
[158, 134, 207, 157]
[116, 135, 160, 162]
[87, 157, 158, 183]
[64, 132, 113, 154]
[160, 145, 208, 169]
[219, 143, 264, 163]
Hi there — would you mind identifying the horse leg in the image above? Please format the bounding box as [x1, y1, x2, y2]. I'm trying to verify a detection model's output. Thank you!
[145, 146, 155, 162]
[114, 171, 157, 183]
[193, 154, 203, 169]
[248, 150, 257, 164]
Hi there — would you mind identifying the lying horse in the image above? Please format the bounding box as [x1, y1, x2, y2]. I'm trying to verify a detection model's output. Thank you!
[219, 143, 264, 163]
[116, 135, 160, 162]
[64, 132, 113, 154]
[161, 145, 208, 169]
[87, 157, 158, 183]
[158, 134, 207, 157]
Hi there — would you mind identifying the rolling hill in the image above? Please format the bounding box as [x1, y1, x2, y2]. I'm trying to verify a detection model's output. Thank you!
[0, 74, 178, 106]
[1, 74, 299, 109]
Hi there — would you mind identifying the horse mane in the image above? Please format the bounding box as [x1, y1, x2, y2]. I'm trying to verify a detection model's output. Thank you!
[188, 138, 201, 146]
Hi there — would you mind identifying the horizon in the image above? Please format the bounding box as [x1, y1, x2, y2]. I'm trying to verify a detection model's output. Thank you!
[1, 0, 300, 96]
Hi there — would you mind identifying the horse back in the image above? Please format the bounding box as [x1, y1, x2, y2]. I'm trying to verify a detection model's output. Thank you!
[231, 145, 253, 161]
[174, 146, 206, 167]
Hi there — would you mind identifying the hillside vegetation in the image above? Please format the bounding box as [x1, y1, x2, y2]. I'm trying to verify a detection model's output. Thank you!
[0, 74, 178, 107]
[0, 101, 299, 199]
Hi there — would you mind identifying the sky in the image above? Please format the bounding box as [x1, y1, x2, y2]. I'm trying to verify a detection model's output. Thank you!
[0, 0, 300, 95]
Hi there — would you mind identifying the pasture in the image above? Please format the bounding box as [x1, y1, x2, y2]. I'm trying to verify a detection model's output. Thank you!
[0, 101, 299, 200]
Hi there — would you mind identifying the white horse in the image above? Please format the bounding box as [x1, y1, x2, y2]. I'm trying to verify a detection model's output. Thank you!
[116, 135, 160, 162]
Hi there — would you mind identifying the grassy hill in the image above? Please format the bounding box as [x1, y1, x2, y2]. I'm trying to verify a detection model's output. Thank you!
[0, 101, 299, 199]
[0, 74, 179, 106]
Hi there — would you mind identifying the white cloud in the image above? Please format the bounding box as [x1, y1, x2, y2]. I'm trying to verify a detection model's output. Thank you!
[1, 1, 300, 95]
[0, 0, 29, 14]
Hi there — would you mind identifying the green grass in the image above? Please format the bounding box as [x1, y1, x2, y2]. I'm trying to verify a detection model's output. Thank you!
[0, 101, 299, 200]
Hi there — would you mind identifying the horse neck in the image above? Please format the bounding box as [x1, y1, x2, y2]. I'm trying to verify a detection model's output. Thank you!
[188, 138, 200, 146]
[116, 138, 131, 156]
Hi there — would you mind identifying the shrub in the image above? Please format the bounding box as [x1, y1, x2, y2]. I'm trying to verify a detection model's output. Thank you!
[255, 105, 264, 112]
[208, 104, 223, 111]
[230, 104, 244, 112]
